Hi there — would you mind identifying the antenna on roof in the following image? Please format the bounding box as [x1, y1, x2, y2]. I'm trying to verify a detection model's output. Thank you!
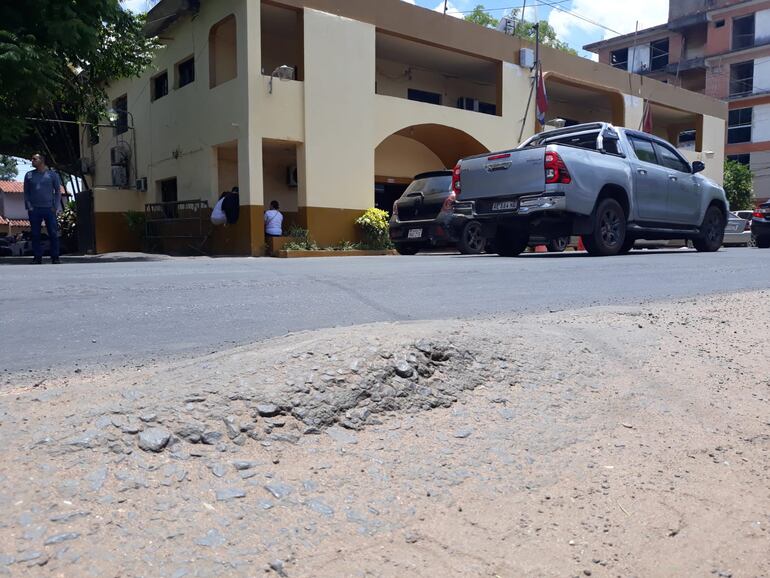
[444, 0, 448, 15]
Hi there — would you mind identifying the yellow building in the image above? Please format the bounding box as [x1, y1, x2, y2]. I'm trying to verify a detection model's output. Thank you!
[85, 0, 728, 256]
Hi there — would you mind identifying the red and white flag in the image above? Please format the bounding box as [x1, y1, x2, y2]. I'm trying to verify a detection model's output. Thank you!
[642, 100, 653, 133]
[536, 63, 548, 125]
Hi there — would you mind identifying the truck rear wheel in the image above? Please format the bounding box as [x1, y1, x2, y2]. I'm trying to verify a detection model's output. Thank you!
[458, 221, 486, 255]
[583, 198, 627, 257]
[495, 228, 529, 257]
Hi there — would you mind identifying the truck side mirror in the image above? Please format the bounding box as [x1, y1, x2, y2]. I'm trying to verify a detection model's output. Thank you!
[692, 160, 705, 174]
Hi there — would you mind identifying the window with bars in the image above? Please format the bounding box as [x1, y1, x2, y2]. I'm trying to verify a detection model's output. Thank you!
[732, 14, 755, 50]
[727, 154, 750, 166]
[729, 61, 753, 97]
[727, 107, 752, 143]
[610, 47, 628, 70]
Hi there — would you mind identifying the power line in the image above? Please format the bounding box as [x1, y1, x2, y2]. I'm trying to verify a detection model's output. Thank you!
[454, 0, 572, 15]
[537, 0, 622, 36]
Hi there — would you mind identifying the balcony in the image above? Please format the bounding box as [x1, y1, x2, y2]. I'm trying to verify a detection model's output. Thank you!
[375, 32, 501, 117]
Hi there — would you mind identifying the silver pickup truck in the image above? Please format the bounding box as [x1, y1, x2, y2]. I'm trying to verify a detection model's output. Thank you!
[443, 123, 728, 256]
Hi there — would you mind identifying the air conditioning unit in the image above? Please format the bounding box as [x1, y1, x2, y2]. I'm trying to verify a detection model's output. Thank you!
[520, 48, 535, 69]
[111, 166, 128, 188]
[80, 157, 94, 175]
[135, 177, 148, 192]
[287, 165, 298, 188]
[110, 146, 128, 165]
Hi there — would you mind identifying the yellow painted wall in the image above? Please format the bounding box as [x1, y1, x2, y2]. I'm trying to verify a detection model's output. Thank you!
[301, 8, 376, 210]
[263, 146, 300, 212]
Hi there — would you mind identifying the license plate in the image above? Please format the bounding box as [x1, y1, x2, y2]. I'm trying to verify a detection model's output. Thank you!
[492, 201, 517, 211]
[407, 228, 422, 239]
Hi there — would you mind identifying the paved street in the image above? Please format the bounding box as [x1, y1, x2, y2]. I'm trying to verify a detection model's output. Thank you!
[2, 247, 769, 376]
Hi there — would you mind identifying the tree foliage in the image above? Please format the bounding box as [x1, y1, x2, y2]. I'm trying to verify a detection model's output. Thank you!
[0, 1, 157, 164]
[465, 5, 499, 28]
[0, 155, 17, 180]
[723, 160, 754, 211]
[464, 5, 577, 55]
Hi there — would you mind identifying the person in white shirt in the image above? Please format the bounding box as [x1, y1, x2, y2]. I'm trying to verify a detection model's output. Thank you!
[211, 191, 228, 225]
[264, 200, 283, 237]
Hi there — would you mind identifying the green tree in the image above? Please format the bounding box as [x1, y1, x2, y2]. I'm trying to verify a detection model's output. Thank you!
[0, 155, 17, 180]
[0, 1, 157, 159]
[723, 160, 754, 211]
[465, 5, 499, 28]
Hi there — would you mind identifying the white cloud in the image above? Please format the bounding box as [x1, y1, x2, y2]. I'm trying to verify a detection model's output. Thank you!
[401, 0, 415, 4]
[549, 0, 668, 44]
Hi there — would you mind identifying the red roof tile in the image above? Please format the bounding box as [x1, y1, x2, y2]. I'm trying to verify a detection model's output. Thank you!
[0, 215, 30, 227]
[0, 179, 67, 194]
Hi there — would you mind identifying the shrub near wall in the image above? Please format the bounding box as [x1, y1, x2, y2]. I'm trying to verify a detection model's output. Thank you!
[356, 208, 392, 250]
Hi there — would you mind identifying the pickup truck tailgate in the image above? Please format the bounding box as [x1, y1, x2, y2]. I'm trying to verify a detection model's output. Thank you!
[459, 147, 545, 200]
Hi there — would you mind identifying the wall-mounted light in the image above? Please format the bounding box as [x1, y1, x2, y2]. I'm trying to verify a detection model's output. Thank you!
[269, 65, 295, 94]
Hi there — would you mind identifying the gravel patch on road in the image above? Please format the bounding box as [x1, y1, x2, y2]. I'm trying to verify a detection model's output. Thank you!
[0, 291, 768, 577]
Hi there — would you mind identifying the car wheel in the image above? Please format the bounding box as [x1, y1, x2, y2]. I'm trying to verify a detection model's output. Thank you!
[692, 206, 725, 252]
[395, 244, 419, 255]
[495, 227, 529, 257]
[458, 221, 486, 255]
[547, 236, 569, 253]
[583, 198, 627, 256]
[747, 235, 757, 248]
[618, 235, 635, 254]
[756, 236, 770, 249]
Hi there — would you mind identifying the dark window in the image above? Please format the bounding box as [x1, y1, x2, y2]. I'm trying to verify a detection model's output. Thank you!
[408, 89, 441, 105]
[89, 125, 100, 145]
[678, 130, 696, 146]
[650, 38, 669, 71]
[727, 154, 750, 166]
[152, 71, 168, 101]
[113, 94, 128, 135]
[653, 142, 691, 173]
[611, 47, 628, 70]
[629, 136, 658, 164]
[177, 57, 195, 87]
[732, 14, 755, 50]
[729, 61, 753, 97]
[728, 107, 752, 143]
[715, 19, 725, 28]
[456, 97, 496, 115]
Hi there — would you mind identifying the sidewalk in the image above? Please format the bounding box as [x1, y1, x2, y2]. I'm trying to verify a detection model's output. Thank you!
[0, 252, 172, 265]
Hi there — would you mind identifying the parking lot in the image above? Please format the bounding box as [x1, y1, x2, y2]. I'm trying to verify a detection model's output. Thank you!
[2, 246, 769, 379]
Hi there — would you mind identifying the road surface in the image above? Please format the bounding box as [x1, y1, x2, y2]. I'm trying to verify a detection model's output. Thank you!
[2, 248, 768, 376]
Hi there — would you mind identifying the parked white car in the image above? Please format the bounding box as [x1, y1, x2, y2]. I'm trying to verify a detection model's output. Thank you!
[723, 212, 753, 246]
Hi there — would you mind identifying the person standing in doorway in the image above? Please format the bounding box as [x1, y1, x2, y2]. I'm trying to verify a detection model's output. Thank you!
[264, 200, 283, 237]
[24, 153, 62, 264]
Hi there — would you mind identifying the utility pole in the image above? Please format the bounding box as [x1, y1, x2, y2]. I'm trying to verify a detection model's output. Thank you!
[444, 0, 448, 15]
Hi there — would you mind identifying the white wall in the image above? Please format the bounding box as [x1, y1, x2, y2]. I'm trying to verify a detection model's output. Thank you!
[755, 8, 770, 45]
[629, 45, 651, 73]
[753, 56, 770, 95]
[752, 103, 770, 142]
[1, 194, 26, 220]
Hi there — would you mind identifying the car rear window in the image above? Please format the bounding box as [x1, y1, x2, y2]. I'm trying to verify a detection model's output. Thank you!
[402, 176, 452, 197]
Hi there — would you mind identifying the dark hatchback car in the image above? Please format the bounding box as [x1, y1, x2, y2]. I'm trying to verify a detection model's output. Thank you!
[753, 201, 770, 248]
[389, 171, 455, 255]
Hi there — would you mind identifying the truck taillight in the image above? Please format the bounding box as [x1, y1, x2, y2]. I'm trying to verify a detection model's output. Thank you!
[544, 151, 571, 184]
[451, 162, 462, 195]
[754, 210, 765, 219]
[392, 200, 399, 219]
[440, 191, 457, 214]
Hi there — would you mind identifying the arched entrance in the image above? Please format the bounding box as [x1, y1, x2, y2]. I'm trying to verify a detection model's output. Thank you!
[374, 124, 489, 213]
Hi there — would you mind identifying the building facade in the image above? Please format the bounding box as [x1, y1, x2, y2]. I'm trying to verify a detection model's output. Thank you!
[585, 0, 770, 204]
[85, 0, 727, 256]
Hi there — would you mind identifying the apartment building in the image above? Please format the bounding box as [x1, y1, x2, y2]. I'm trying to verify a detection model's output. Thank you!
[84, 0, 726, 255]
[585, 0, 770, 204]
